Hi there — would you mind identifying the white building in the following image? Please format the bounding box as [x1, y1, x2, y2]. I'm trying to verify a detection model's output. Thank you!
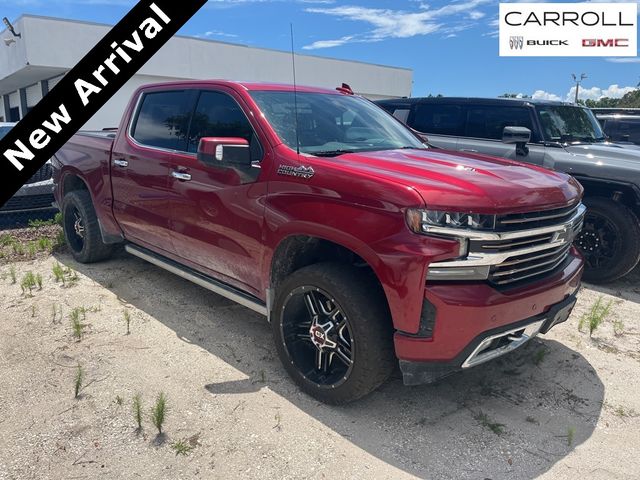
[0, 15, 413, 129]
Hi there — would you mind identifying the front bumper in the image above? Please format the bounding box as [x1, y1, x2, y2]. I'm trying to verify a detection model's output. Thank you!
[0, 180, 56, 213]
[396, 250, 582, 385]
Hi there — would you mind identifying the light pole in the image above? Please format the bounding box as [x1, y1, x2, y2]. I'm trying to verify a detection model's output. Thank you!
[572, 73, 587, 104]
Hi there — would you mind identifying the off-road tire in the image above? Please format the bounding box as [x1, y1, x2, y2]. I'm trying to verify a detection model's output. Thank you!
[62, 190, 114, 263]
[272, 262, 396, 404]
[577, 197, 640, 284]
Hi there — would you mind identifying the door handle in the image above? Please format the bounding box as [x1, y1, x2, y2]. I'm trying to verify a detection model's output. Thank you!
[171, 171, 192, 181]
[460, 149, 478, 153]
[113, 159, 129, 167]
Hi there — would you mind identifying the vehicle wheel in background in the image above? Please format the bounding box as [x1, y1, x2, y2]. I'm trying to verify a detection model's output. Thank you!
[61, 190, 114, 263]
[271, 262, 396, 404]
[576, 197, 640, 283]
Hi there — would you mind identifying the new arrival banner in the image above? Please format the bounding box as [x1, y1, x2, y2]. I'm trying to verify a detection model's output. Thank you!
[0, 0, 207, 208]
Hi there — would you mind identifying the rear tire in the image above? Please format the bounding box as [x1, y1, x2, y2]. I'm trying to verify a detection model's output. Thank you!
[62, 190, 114, 263]
[271, 262, 396, 404]
[576, 197, 640, 283]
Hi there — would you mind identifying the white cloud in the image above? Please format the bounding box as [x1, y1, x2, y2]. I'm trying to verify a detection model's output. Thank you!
[606, 57, 640, 63]
[567, 84, 637, 101]
[303, 0, 493, 49]
[531, 84, 637, 102]
[532, 90, 562, 101]
[203, 30, 238, 38]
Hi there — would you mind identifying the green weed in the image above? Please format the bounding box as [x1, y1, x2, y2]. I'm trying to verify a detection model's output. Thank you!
[133, 393, 143, 430]
[567, 426, 575, 446]
[533, 348, 548, 366]
[70, 307, 87, 340]
[474, 411, 505, 435]
[52, 262, 65, 284]
[27, 242, 37, 257]
[151, 392, 168, 434]
[0, 233, 15, 247]
[9, 265, 16, 284]
[170, 439, 194, 456]
[37, 237, 52, 252]
[36, 273, 43, 290]
[20, 272, 37, 295]
[579, 297, 613, 336]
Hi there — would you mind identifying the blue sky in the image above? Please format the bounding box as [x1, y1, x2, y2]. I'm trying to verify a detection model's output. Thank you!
[1, 0, 639, 100]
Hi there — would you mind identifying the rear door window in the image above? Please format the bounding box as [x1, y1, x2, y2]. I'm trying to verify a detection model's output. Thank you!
[616, 119, 640, 144]
[411, 104, 464, 135]
[131, 90, 191, 151]
[465, 106, 533, 140]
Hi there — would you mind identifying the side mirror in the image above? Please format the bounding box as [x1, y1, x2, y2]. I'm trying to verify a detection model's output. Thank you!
[502, 126, 531, 156]
[198, 137, 251, 166]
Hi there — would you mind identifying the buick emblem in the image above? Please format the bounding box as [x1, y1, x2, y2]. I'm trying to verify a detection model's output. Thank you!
[510, 36, 524, 50]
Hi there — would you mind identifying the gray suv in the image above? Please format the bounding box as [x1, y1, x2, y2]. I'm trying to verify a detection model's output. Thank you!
[377, 97, 640, 283]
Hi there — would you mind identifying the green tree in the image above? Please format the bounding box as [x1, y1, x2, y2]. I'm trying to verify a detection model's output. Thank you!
[617, 90, 640, 108]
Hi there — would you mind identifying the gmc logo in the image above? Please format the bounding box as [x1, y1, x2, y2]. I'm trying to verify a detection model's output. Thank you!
[582, 38, 629, 47]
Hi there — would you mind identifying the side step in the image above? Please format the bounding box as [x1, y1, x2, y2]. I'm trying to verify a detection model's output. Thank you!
[124, 244, 268, 316]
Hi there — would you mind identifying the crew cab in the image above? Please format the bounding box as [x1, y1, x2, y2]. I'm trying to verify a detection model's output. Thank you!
[53, 81, 584, 404]
[377, 97, 640, 283]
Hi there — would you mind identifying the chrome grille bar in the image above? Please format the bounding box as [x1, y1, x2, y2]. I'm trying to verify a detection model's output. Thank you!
[427, 203, 586, 287]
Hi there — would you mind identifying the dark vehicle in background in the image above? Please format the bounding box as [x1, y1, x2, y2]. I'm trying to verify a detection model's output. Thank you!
[0, 122, 57, 221]
[596, 113, 640, 146]
[377, 97, 640, 283]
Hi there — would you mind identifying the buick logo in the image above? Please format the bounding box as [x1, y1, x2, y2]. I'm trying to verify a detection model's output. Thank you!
[510, 36, 524, 50]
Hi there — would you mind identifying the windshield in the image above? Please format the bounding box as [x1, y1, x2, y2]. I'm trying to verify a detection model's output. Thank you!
[250, 91, 424, 156]
[536, 105, 606, 143]
[0, 126, 11, 140]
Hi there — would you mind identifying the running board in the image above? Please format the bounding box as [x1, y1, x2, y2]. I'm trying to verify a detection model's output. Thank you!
[124, 244, 267, 316]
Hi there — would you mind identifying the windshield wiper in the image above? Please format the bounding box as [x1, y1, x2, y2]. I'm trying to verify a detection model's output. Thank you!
[312, 149, 358, 157]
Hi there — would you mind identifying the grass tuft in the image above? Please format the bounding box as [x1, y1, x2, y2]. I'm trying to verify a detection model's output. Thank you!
[52, 262, 65, 284]
[20, 272, 38, 296]
[9, 265, 16, 284]
[474, 411, 505, 435]
[124, 310, 131, 335]
[151, 392, 168, 434]
[533, 347, 548, 366]
[170, 439, 194, 456]
[578, 297, 613, 337]
[567, 426, 575, 446]
[74, 364, 84, 398]
[70, 307, 87, 340]
[133, 393, 144, 430]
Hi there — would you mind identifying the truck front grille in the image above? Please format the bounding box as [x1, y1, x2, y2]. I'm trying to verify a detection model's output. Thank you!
[426, 203, 586, 288]
[496, 203, 582, 231]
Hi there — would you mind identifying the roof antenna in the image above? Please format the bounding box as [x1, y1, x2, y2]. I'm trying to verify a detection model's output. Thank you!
[290, 23, 301, 156]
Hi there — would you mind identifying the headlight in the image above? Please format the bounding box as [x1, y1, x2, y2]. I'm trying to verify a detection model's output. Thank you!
[406, 208, 496, 233]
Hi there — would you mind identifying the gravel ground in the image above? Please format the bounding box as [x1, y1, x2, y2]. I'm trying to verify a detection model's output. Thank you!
[0, 250, 638, 480]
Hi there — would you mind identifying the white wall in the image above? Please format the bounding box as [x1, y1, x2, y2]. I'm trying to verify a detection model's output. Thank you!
[16, 16, 412, 98]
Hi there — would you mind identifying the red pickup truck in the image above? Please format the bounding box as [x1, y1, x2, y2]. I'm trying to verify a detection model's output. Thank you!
[52, 80, 585, 404]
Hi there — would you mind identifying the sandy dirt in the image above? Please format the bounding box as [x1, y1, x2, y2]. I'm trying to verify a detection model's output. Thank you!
[0, 247, 638, 480]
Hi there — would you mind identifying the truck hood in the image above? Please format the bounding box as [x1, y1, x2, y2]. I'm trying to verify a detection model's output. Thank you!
[329, 148, 580, 213]
[563, 142, 640, 165]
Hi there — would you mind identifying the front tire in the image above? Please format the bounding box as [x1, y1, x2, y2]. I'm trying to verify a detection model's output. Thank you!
[62, 190, 114, 263]
[272, 263, 396, 404]
[576, 197, 640, 283]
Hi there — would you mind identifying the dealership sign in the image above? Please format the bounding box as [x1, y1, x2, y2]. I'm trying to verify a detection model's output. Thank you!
[499, 3, 638, 56]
